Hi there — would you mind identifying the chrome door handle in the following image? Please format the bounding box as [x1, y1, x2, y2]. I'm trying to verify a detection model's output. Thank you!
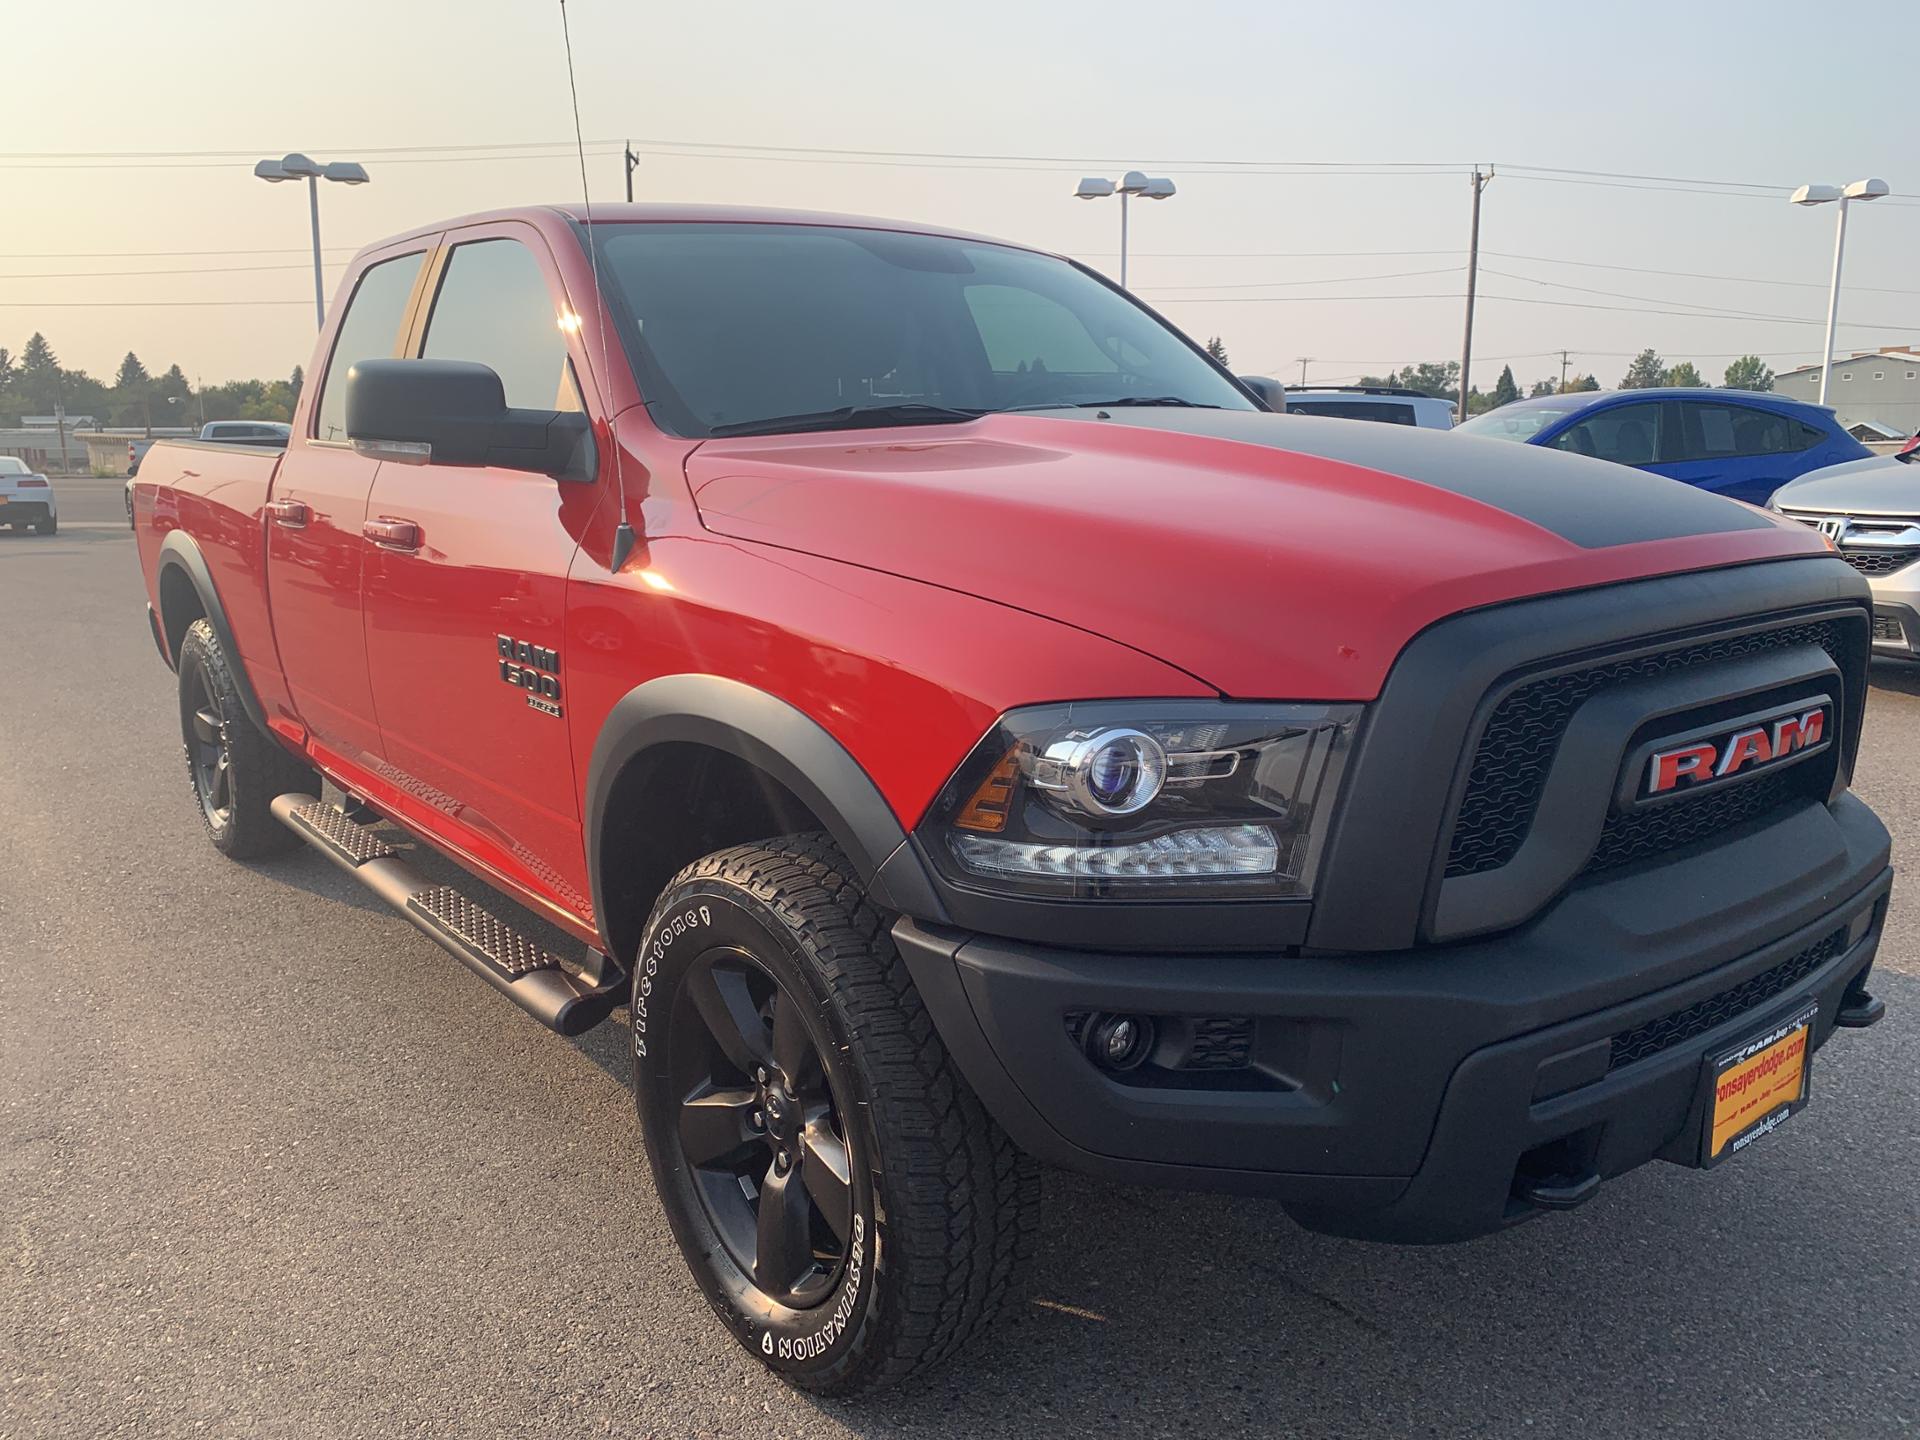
[267, 498, 309, 527]
[362, 517, 421, 551]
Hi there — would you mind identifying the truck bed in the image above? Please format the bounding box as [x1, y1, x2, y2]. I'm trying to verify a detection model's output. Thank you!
[132, 439, 287, 717]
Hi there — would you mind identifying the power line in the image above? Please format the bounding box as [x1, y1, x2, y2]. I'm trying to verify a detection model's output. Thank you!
[1479, 267, 1920, 328]
[1485, 251, 1920, 297]
[0, 262, 318, 279]
[0, 299, 310, 307]
[1140, 266, 1464, 292]
[0, 246, 358, 259]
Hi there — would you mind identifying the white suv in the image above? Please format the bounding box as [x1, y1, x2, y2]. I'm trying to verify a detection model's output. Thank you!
[0, 456, 57, 535]
[1285, 387, 1455, 428]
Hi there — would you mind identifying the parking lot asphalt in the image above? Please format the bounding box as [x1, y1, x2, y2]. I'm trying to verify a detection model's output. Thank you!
[3, 526, 1916, 1440]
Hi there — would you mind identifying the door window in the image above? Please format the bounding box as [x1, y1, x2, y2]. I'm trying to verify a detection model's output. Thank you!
[421, 239, 572, 410]
[1671, 402, 1814, 460]
[1549, 402, 1664, 465]
[313, 252, 426, 443]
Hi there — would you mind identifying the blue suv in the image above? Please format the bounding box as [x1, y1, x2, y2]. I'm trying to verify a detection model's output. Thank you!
[1454, 388, 1868, 506]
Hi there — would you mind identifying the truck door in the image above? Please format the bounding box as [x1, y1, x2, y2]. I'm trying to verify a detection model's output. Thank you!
[358, 225, 601, 916]
[266, 246, 430, 767]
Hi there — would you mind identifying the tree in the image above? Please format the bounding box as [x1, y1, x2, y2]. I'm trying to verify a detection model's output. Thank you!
[1665, 361, 1705, 388]
[0, 347, 13, 419]
[289, 364, 305, 412]
[16, 332, 62, 414]
[1528, 378, 1557, 398]
[1723, 355, 1774, 392]
[1204, 336, 1230, 367]
[1491, 365, 1520, 408]
[1357, 360, 1459, 398]
[1561, 373, 1600, 393]
[1618, 349, 1667, 389]
[113, 352, 154, 433]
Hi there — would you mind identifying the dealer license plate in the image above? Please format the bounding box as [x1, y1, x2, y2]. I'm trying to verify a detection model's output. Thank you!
[1703, 1002, 1817, 1167]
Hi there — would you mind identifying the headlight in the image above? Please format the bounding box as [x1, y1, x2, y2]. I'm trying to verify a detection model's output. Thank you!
[921, 701, 1362, 900]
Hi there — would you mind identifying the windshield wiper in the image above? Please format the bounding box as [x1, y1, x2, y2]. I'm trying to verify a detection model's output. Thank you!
[1071, 396, 1222, 409]
[707, 403, 986, 438]
[1002, 396, 1224, 413]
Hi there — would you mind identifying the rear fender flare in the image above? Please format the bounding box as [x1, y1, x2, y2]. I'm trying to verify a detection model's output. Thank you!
[584, 675, 946, 951]
[155, 529, 271, 737]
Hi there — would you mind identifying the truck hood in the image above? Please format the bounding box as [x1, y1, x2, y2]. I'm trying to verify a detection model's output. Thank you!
[686, 410, 1830, 698]
[1772, 455, 1920, 514]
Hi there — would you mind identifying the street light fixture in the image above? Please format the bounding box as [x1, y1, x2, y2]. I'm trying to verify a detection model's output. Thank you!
[256, 152, 371, 329]
[1790, 176, 1890, 406]
[1075, 170, 1176, 289]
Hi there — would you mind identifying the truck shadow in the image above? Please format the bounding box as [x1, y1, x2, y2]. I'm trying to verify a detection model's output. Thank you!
[1869, 658, 1920, 697]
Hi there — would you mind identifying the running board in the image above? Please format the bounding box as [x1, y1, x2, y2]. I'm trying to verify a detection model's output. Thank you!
[271, 794, 625, 1036]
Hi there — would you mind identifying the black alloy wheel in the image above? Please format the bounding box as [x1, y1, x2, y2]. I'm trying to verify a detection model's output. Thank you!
[186, 663, 235, 831]
[670, 948, 855, 1309]
[174, 618, 316, 859]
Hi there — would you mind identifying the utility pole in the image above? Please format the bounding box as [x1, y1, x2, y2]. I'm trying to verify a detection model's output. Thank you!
[54, 399, 69, 475]
[1296, 357, 1313, 385]
[1559, 349, 1571, 391]
[1458, 166, 1491, 422]
[624, 141, 638, 202]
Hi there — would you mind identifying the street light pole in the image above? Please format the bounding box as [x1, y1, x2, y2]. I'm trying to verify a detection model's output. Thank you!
[1816, 199, 1849, 407]
[305, 174, 326, 330]
[1791, 178, 1890, 406]
[1074, 172, 1176, 291]
[255, 153, 371, 329]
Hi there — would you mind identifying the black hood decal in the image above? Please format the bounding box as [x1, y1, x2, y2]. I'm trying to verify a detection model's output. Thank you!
[1069, 408, 1774, 549]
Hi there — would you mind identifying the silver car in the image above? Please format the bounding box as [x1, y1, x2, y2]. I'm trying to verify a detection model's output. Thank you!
[1771, 445, 1920, 658]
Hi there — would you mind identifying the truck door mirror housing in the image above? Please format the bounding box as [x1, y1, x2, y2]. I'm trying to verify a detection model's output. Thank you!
[1237, 375, 1286, 411]
[344, 358, 594, 481]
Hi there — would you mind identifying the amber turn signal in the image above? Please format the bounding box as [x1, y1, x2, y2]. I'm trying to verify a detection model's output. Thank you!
[954, 748, 1019, 833]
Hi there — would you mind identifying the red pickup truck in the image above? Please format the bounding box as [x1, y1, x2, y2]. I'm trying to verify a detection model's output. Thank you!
[133, 203, 1892, 1393]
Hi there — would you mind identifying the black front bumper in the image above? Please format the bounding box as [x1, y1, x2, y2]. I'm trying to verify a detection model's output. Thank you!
[898, 793, 1891, 1243]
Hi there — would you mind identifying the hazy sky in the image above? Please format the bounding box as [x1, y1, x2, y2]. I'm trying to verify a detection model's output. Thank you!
[8, 0, 1918, 394]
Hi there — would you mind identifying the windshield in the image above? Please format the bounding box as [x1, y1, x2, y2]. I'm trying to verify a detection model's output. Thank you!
[593, 223, 1253, 437]
[1455, 404, 1568, 442]
[0, 456, 29, 475]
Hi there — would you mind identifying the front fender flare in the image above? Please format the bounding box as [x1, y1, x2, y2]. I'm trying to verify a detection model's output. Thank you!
[584, 675, 946, 949]
[156, 529, 270, 737]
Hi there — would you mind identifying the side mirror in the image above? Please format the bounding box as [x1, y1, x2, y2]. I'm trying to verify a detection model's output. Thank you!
[345, 358, 593, 481]
[1237, 374, 1286, 411]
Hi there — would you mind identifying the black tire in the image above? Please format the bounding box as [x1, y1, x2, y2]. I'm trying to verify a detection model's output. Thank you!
[35, 515, 56, 535]
[177, 618, 317, 858]
[633, 835, 1038, 1395]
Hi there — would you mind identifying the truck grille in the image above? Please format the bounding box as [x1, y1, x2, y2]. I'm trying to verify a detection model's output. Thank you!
[1585, 769, 1811, 874]
[1607, 928, 1846, 1071]
[1444, 619, 1847, 879]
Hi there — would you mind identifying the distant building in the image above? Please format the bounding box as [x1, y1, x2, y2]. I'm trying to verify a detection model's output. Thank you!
[1775, 346, 1920, 439]
[74, 428, 193, 475]
[0, 427, 79, 472]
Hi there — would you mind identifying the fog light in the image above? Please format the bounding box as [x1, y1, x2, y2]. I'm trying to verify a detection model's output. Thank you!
[1086, 1013, 1154, 1071]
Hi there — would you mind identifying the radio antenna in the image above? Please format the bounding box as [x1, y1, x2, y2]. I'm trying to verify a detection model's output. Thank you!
[558, 0, 636, 573]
